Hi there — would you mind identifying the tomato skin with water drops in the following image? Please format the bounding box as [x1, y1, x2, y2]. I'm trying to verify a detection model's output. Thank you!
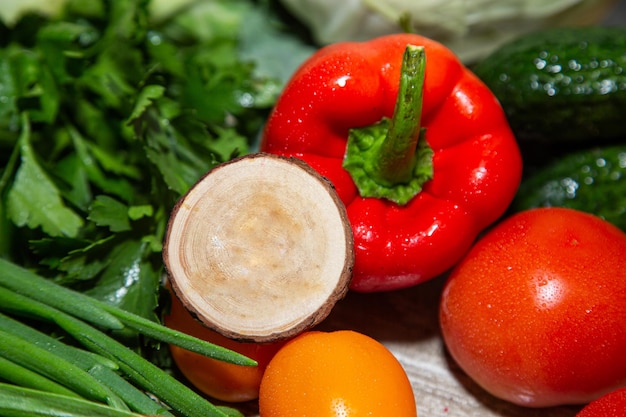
[439, 207, 626, 407]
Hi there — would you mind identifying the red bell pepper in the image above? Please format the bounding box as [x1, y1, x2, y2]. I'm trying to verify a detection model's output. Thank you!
[260, 34, 522, 292]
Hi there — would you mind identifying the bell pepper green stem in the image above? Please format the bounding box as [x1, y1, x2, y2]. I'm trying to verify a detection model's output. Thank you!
[343, 45, 433, 205]
[376, 44, 425, 185]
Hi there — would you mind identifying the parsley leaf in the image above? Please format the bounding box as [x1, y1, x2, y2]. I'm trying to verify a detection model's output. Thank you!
[0, 5, 316, 373]
[88, 195, 132, 233]
[0, 0, 291, 323]
[7, 115, 84, 238]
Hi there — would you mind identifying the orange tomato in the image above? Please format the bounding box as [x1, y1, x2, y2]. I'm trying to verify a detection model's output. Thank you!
[163, 287, 284, 403]
[259, 330, 417, 417]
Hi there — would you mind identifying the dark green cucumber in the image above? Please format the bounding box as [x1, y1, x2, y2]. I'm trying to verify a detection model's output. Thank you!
[473, 26, 626, 144]
[511, 145, 626, 230]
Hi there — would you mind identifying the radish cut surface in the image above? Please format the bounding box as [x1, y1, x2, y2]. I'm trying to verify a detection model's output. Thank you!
[164, 153, 354, 342]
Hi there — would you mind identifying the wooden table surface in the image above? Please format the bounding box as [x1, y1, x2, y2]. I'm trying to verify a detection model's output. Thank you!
[234, 274, 586, 417]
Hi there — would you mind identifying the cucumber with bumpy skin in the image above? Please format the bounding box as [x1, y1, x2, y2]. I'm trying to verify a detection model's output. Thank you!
[473, 27, 626, 145]
[511, 145, 626, 230]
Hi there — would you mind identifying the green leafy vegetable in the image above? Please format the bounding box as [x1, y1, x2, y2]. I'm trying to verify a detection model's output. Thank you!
[0, 313, 119, 371]
[0, 356, 81, 399]
[0, 0, 316, 415]
[0, 326, 127, 408]
[0, 383, 153, 417]
[0, 258, 253, 417]
[0, 258, 256, 365]
[0, 0, 282, 317]
[0, 314, 173, 416]
[87, 365, 175, 417]
[7, 115, 85, 238]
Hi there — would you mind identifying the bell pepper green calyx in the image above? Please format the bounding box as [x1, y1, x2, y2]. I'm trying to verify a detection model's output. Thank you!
[342, 45, 433, 205]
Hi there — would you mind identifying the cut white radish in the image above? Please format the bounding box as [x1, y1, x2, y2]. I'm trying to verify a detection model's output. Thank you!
[163, 153, 354, 343]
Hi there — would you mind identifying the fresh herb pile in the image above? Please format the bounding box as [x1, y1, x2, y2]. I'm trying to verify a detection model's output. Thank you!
[0, 0, 309, 315]
[0, 257, 254, 417]
[0, 0, 313, 415]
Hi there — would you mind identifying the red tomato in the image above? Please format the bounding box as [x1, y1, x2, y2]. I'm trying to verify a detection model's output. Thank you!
[576, 386, 626, 416]
[439, 207, 626, 407]
[163, 286, 284, 402]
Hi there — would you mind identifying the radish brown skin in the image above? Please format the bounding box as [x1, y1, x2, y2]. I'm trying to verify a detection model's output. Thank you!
[163, 153, 354, 343]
